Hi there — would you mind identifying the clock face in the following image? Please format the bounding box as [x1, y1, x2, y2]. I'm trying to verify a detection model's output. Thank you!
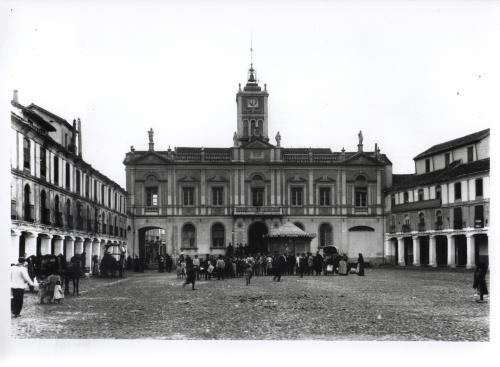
[247, 97, 259, 108]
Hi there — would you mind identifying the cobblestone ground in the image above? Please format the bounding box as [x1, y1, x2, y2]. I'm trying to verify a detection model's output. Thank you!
[11, 268, 489, 340]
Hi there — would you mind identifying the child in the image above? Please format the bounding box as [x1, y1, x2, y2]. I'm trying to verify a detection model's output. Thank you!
[244, 262, 253, 286]
[53, 280, 64, 304]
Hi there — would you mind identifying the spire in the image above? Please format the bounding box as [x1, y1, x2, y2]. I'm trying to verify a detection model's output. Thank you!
[247, 34, 258, 85]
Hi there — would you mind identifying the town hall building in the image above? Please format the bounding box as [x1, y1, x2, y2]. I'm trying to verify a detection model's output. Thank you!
[124, 64, 393, 264]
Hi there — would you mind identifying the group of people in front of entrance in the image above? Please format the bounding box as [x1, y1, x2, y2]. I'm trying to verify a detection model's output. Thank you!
[174, 251, 367, 290]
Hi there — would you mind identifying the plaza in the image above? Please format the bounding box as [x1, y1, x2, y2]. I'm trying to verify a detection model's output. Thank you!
[11, 269, 489, 341]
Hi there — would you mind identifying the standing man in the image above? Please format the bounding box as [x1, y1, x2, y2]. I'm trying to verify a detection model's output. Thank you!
[11, 258, 35, 318]
[273, 253, 287, 282]
[183, 255, 196, 290]
[193, 254, 201, 280]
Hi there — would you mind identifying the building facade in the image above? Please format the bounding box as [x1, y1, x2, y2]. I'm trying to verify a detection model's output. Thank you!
[384, 129, 490, 268]
[124, 64, 393, 263]
[10, 91, 128, 267]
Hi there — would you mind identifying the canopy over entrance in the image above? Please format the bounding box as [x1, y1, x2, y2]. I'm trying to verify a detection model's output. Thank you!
[265, 222, 316, 254]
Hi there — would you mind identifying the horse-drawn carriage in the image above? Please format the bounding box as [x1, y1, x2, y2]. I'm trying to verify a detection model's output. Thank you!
[26, 254, 82, 302]
[99, 244, 126, 278]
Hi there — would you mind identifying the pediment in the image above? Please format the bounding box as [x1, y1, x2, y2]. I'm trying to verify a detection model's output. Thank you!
[177, 176, 199, 183]
[128, 152, 170, 165]
[242, 138, 275, 149]
[343, 153, 383, 166]
[315, 175, 335, 183]
[207, 175, 228, 183]
[287, 175, 308, 183]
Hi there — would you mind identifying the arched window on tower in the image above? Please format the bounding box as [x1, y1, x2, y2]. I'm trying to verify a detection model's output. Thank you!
[243, 120, 249, 137]
[250, 120, 256, 136]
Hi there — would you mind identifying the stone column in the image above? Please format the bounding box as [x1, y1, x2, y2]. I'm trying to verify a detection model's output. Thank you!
[24, 232, 38, 257]
[466, 233, 476, 269]
[65, 236, 75, 261]
[74, 238, 84, 255]
[53, 237, 64, 256]
[447, 234, 455, 268]
[397, 237, 405, 266]
[412, 236, 420, 266]
[384, 238, 392, 263]
[40, 235, 52, 255]
[11, 230, 21, 264]
[429, 235, 437, 267]
[84, 239, 92, 269]
[92, 239, 101, 260]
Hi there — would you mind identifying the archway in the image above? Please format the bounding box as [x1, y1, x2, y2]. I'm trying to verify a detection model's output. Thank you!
[248, 221, 268, 254]
[138, 226, 167, 268]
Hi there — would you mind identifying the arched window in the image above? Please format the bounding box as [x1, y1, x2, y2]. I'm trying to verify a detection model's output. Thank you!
[54, 195, 60, 226]
[86, 205, 91, 231]
[250, 120, 256, 135]
[211, 223, 225, 248]
[53, 156, 59, 185]
[40, 190, 48, 224]
[418, 189, 424, 201]
[404, 214, 410, 225]
[182, 223, 196, 248]
[251, 174, 265, 206]
[23, 137, 30, 170]
[243, 120, 249, 137]
[76, 201, 82, 229]
[66, 198, 72, 228]
[94, 207, 99, 232]
[354, 175, 367, 207]
[435, 185, 441, 200]
[319, 223, 333, 247]
[390, 215, 396, 226]
[436, 210, 443, 227]
[85, 175, 90, 198]
[24, 184, 32, 221]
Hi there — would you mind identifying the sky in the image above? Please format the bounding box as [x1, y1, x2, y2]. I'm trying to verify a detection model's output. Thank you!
[2, 1, 499, 188]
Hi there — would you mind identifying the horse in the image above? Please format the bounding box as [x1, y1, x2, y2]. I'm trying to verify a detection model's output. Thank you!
[63, 255, 81, 296]
[99, 252, 125, 278]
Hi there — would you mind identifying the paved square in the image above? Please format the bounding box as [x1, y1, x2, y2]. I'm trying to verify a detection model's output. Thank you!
[11, 268, 489, 340]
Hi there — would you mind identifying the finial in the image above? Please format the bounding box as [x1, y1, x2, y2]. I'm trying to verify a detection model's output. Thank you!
[250, 32, 253, 66]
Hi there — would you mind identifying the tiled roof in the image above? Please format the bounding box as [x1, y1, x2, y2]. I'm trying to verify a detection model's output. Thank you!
[389, 158, 489, 191]
[413, 128, 490, 160]
[266, 222, 316, 238]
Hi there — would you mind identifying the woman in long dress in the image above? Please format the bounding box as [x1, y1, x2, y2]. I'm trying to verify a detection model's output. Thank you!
[338, 255, 348, 276]
[357, 253, 365, 276]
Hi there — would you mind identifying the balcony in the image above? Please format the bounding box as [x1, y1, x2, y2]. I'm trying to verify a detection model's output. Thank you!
[453, 220, 465, 230]
[11, 200, 17, 220]
[66, 215, 73, 229]
[233, 205, 283, 216]
[417, 222, 426, 232]
[55, 212, 63, 227]
[144, 206, 159, 215]
[434, 222, 444, 231]
[76, 216, 84, 230]
[392, 198, 442, 213]
[41, 209, 51, 225]
[401, 224, 412, 233]
[388, 225, 396, 233]
[24, 205, 35, 222]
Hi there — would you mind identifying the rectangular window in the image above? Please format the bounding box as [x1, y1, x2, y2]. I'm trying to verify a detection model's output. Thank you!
[85, 176, 90, 198]
[53, 156, 59, 185]
[76, 170, 81, 194]
[183, 187, 194, 206]
[391, 194, 396, 207]
[40, 148, 46, 179]
[454, 182, 462, 200]
[291, 187, 303, 206]
[445, 153, 451, 167]
[403, 192, 409, 203]
[23, 138, 31, 170]
[355, 188, 367, 207]
[65, 163, 71, 190]
[476, 178, 483, 197]
[252, 188, 264, 207]
[146, 187, 158, 206]
[319, 187, 331, 206]
[467, 146, 474, 163]
[212, 187, 223, 206]
[425, 159, 430, 173]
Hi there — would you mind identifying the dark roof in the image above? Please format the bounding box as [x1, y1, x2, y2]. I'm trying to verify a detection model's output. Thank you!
[413, 128, 490, 160]
[389, 158, 489, 191]
[283, 148, 332, 154]
[27, 103, 74, 131]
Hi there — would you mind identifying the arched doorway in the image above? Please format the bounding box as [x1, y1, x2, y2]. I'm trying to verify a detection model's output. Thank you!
[248, 221, 268, 254]
[138, 226, 167, 268]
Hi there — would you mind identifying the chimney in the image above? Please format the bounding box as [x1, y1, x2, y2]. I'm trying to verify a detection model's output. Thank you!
[12, 90, 19, 104]
[77, 118, 82, 158]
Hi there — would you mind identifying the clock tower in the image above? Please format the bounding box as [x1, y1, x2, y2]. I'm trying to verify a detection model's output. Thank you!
[235, 63, 269, 145]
